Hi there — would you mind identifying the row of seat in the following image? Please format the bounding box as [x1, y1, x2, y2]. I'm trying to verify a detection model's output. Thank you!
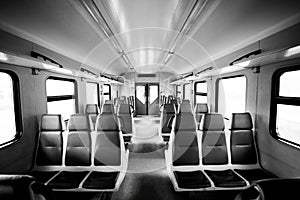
[166, 104, 276, 191]
[160, 102, 208, 141]
[85, 103, 134, 143]
[31, 110, 129, 192]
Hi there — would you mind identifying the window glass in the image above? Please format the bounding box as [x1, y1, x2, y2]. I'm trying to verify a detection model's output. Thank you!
[183, 83, 191, 100]
[195, 81, 208, 104]
[272, 68, 300, 146]
[46, 79, 74, 96]
[86, 82, 99, 105]
[176, 85, 181, 98]
[218, 76, 246, 119]
[279, 70, 300, 97]
[103, 84, 111, 101]
[0, 72, 18, 145]
[196, 82, 207, 93]
[46, 78, 76, 120]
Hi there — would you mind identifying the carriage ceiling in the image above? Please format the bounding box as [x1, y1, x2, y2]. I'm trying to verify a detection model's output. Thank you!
[0, 0, 300, 75]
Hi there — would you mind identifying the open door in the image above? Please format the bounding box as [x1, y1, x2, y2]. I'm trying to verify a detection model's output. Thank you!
[135, 83, 159, 116]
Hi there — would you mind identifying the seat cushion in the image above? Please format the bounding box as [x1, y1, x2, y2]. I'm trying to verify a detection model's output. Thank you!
[235, 169, 276, 183]
[82, 172, 119, 190]
[30, 171, 59, 183]
[174, 171, 211, 189]
[205, 170, 246, 188]
[48, 171, 88, 189]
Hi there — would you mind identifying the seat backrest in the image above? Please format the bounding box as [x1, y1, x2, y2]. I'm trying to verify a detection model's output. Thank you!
[105, 100, 113, 104]
[94, 114, 121, 166]
[36, 114, 63, 166]
[161, 104, 175, 133]
[201, 113, 228, 165]
[181, 99, 190, 104]
[101, 104, 114, 114]
[230, 112, 257, 164]
[172, 113, 199, 166]
[117, 104, 133, 134]
[178, 103, 192, 114]
[194, 103, 208, 123]
[85, 104, 99, 115]
[65, 114, 91, 166]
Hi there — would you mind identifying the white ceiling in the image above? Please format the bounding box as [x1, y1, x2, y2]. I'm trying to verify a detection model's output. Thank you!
[0, 0, 300, 75]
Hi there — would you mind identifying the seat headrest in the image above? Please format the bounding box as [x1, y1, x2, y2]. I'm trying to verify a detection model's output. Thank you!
[170, 99, 178, 105]
[85, 104, 99, 114]
[163, 104, 175, 114]
[182, 99, 190, 104]
[68, 114, 90, 131]
[117, 104, 131, 114]
[41, 114, 63, 131]
[96, 114, 119, 131]
[178, 103, 192, 113]
[102, 104, 114, 114]
[195, 103, 208, 114]
[174, 113, 197, 131]
[200, 113, 224, 131]
[231, 112, 253, 130]
[116, 100, 126, 105]
[105, 100, 113, 104]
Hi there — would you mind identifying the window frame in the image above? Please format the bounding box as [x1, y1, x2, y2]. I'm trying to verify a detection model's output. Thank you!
[45, 76, 78, 114]
[0, 70, 22, 148]
[103, 84, 111, 101]
[216, 75, 247, 118]
[183, 83, 191, 100]
[194, 81, 208, 104]
[270, 65, 300, 147]
[86, 81, 100, 107]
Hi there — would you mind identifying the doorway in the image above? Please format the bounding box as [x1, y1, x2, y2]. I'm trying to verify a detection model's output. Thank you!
[135, 83, 159, 116]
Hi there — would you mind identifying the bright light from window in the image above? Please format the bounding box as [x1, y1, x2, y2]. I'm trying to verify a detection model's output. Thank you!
[218, 76, 246, 119]
[0, 52, 8, 61]
[0, 73, 16, 145]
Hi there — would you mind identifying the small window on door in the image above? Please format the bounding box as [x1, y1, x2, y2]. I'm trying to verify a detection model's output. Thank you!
[86, 82, 100, 106]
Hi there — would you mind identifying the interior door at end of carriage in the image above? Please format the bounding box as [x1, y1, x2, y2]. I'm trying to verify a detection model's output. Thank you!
[148, 83, 159, 115]
[135, 84, 147, 115]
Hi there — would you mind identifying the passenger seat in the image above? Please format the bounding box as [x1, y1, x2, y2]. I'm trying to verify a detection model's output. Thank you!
[160, 103, 176, 142]
[85, 104, 99, 131]
[201, 113, 247, 188]
[231, 113, 276, 182]
[117, 104, 133, 144]
[194, 103, 208, 130]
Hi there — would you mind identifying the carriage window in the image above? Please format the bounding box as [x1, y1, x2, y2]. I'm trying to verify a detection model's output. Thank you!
[271, 68, 300, 146]
[195, 81, 207, 104]
[46, 78, 77, 121]
[217, 76, 246, 119]
[0, 72, 21, 146]
[103, 84, 111, 102]
[176, 85, 181, 98]
[183, 83, 191, 101]
[86, 82, 99, 106]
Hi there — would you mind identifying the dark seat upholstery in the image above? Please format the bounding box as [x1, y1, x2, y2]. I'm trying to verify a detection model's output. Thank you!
[205, 170, 247, 187]
[48, 171, 88, 189]
[94, 114, 121, 166]
[117, 104, 133, 134]
[194, 103, 208, 129]
[174, 171, 211, 189]
[230, 113, 276, 182]
[30, 171, 59, 183]
[230, 112, 257, 164]
[201, 114, 228, 165]
[161, 104, 175, 134]
[0, 175, 53, 200]
[65, 114, 91, 166]
[85, 104, 99, 130]
[82, 172, 119, 190]
[172, 103, 199, 166]
[36, 114, 63, 166]
[101, 104, 114, 114]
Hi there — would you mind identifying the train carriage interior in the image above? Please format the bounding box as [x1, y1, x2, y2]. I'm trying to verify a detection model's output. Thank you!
[1, 0, 300, 199]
